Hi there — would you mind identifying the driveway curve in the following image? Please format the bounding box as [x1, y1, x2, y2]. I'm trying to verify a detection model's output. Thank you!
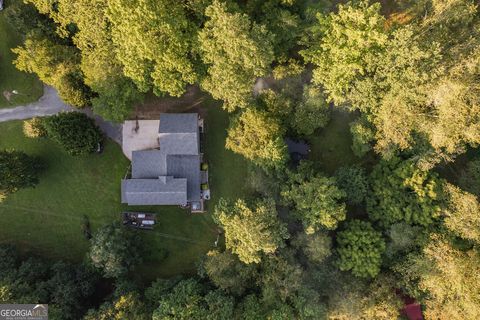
[0, 85, 122, 145]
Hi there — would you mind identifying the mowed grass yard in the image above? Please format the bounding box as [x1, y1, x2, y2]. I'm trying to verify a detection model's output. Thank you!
[0, 103, 250, 280]
[0, 9, 43, 107]
[307, 109, 363, 175]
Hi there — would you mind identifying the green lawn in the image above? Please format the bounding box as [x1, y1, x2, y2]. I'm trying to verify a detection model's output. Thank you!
[0, 102, 250, 280]
[203, 99, 252, 202]
[0, 8, 43, 107]
[307, 109, 361, 175]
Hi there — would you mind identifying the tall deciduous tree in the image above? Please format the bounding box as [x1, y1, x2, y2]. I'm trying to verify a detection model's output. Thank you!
[259, 253, 303, 305]
[303, 0, 480, 164]
[13, 35, 92, 107]
[442, 183, 480, 242]
[83, 292, 147, 320]
[0, 150, 41, 196]
[52, 0, 142, 122]
[301, 0, 387, 105]
[367, 157, 443, 227]
[225, 108, 288, 169]
[336, 220, 386, 278]
[335, 165, 368, 205]
[0, 245, 97, 319]
[214, 198, 289, 264]
[326, 273, 402, 319]
[293, 232, 332, 264]
[88, 223, 142, 278]
[152, 279, 234, 320]
[201, 250, 257, 296]
[282, 162, 346, 233]
[107, 0, 199, 97]
[394, 235, 480, 319]
[199, 0, 274, 110]
[291, 85, 330, 136]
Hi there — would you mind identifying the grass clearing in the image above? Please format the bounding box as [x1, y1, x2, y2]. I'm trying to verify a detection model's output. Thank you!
[307, 109, 363, 175]
[0, 9, 43, 107]
[203, 99, 252, 202]
[0, 101, 250, 280]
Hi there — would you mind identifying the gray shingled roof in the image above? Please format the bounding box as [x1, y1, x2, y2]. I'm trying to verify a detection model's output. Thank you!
[122, 178, 187, 205]
[131, 150, 167, 179]
[122, 113, 202, 206]
[158, 133, 199, 155]
[159, 113, 198, 133]
[167, 155, 201, 202]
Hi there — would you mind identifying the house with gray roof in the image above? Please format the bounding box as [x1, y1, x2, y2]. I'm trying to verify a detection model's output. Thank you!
[121, 113, 207, 210]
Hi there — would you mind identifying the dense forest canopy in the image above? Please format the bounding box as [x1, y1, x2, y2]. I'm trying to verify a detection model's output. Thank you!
[2, 0, 480, 319]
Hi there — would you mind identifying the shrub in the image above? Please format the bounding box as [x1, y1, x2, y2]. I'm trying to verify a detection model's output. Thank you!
[23, 117, 47, 138]
[43, 112, 103, 156]
[201, 183, 209, 190]
[201, 163, 209, 171]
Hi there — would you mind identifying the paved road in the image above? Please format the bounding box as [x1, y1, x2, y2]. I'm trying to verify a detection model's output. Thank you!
[0, 85, 122, 144]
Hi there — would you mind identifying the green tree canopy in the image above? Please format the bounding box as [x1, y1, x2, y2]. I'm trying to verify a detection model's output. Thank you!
[152, 279, 234, 320]
[13, 34, 91, 107]
[442, 183, 480, 242]
[458, 158, 480, 197]
[394, 235, 480, 319]
[291, 85, 330, 136]
[259, 253, 304, 305]
[336, 220, 386, 278]
[0, 150, 41, 196]
[301, 0, 387, 105]
[214, 198, 289, 264]
[293, 232, 332, 264]
[25, 0, 142, 121]
[282, 162, 346, 233]
[199, 0, 275, 110]
[225, 108, 288, 169]
[385, 222, 426, 261]
[349, 116, 375, 158]
[42, 112, 103, 156]
[303, 0, 480, 163]
[88, 223, 142, 278]
[335, 165, 368, 205]
[326, 273, 402, 319]
[201, 250, 258, 296]
[0, 245, 97, 319]
[367, 157, 443, 227]
[107, 0, 199, 97]
[84, 292, 147, 320]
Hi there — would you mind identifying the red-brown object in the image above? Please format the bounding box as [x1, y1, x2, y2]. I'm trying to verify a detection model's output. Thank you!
[403, 303, 423, 320]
